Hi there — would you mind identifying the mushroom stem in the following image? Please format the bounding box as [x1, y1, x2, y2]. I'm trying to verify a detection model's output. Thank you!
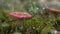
[16, 19, 24, 33]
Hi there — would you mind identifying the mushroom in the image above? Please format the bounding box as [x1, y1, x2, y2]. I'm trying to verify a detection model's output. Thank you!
[9, 12, 32, 33]
[45, 8, 60, 15]
[45, 8, 60, 31]
[9, 12, 32, 19]
[45, 8, 60, 18]
[46, 8, 60, 13]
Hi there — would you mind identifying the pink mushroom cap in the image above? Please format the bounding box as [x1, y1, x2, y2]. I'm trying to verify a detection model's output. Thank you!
[9, 12, 32, 19]
[46, 8, 60, 13]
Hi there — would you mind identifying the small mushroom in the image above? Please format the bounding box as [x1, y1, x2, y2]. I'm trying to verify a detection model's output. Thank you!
[9, 12, 32, 19]
[46, 8, 60, 13]
[45, 8, 60, 19]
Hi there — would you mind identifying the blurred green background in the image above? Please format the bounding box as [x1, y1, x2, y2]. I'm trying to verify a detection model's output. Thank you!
[0, 0, 60, 34]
